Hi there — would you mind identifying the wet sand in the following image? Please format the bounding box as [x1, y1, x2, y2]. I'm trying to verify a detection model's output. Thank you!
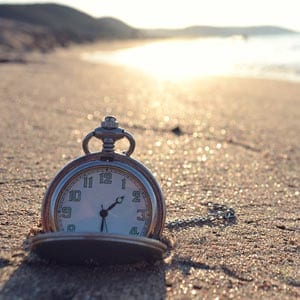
[0, 41, 299, 299]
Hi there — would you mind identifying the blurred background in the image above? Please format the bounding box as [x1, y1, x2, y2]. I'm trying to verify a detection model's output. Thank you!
[0, 0, 299, 82]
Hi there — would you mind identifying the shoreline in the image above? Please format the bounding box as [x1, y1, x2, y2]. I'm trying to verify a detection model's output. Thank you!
[2, 36, 300, 83]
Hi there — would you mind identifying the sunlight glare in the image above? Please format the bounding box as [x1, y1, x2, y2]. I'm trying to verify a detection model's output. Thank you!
[82, 38, 248, 81]
[81, 36, 300, 82]
[111, 39, 236, 80]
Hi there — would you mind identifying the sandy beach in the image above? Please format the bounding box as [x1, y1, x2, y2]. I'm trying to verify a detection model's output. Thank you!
[0, 41, 299, 299]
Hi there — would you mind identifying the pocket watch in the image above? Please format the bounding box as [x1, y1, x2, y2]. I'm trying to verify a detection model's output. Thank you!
[29, 116, 167, 264]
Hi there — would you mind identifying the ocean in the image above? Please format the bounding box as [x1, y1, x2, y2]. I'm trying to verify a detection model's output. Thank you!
[82, 34, 300, 82]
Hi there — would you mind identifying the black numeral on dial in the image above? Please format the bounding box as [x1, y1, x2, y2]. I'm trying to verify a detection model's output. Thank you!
[99, 172, 112, 184]
[62, 207, 71, 218]
[132, 191, 141, 202]
[69, 190, 81, 201]
[67, 224, 76, 232]
[137, 209, 146, 221]
[121, 178, 126, 190]
[83, 176, 93, 188]
[129, 226, 139, 235]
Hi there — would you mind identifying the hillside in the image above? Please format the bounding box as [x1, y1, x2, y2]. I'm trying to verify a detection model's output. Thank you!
[0, 17, 66, 55]
[0, 3, 141, 55]
[143, 25, 296, 38]
[97, 17, 141, 39]
[0, 3, 97, 36]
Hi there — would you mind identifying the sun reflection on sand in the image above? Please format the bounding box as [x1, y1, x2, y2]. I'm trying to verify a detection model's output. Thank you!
[82, 38, 248, 80]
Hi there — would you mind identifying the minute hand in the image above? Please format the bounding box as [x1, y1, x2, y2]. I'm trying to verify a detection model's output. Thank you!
[107, 196, 124, 211]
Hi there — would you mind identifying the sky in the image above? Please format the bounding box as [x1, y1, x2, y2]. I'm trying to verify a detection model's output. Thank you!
[1, 0, 300, 31]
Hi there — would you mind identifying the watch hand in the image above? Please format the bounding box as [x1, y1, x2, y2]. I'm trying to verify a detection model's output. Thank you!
[107, 196, 124, 211]
[104, 218, 108, 233]
[100, 205, 108, 232]
[99, 197, 124, 232]
[100, 218, 108, 233]
[100, 217, 105, 232]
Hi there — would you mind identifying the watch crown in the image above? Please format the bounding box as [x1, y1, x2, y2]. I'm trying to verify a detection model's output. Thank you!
[101, 116, 119, 129]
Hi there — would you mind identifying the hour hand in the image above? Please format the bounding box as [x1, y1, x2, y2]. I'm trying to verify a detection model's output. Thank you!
[107, 196, 124, 211]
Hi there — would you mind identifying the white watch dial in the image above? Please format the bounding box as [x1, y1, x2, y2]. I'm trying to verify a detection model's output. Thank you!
[54, 166, 152, 237]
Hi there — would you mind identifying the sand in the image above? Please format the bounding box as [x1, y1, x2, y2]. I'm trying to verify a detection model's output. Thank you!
[0, 41, 299, 299]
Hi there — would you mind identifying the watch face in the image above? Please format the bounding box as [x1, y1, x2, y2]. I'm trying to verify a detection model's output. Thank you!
[54, 166, 153, 237]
